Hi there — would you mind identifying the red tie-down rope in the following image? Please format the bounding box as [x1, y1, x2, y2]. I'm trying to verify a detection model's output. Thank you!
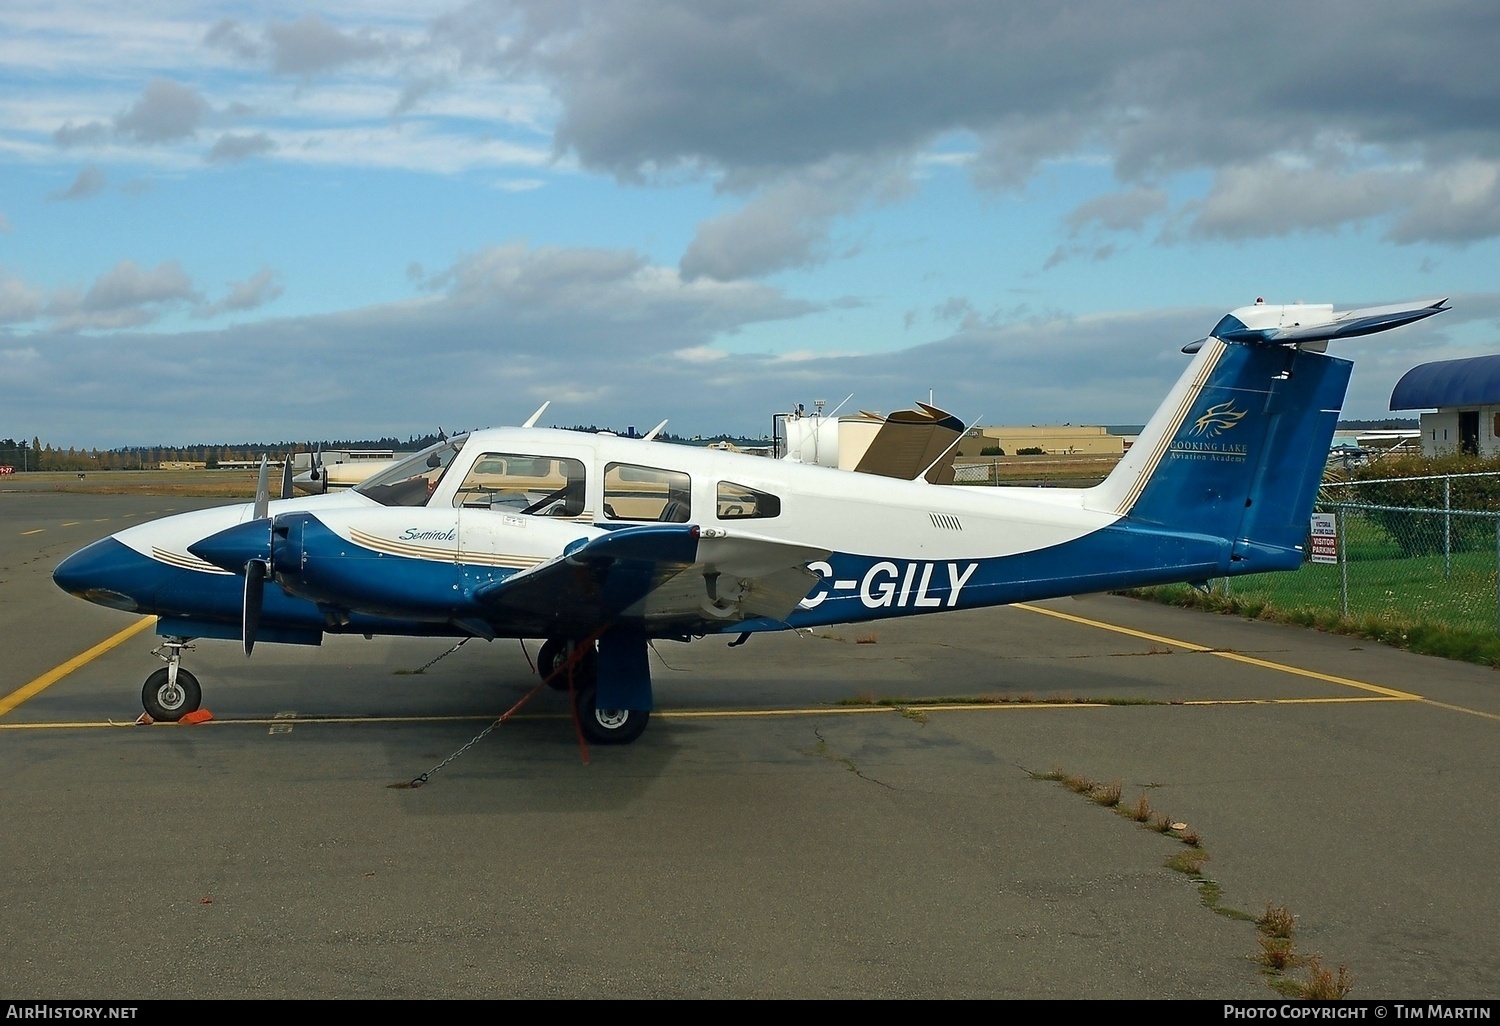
[396, 624, 611, 786]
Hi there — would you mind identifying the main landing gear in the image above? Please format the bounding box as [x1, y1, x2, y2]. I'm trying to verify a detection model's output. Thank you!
[142, 638, 202, 722]
[536, 636, 649, 746]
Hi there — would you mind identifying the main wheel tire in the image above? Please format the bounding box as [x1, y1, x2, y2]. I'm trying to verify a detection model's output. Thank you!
[142, 667, 202, 722]
[538, 638, 596, 691]
[572, 682, 649, 745]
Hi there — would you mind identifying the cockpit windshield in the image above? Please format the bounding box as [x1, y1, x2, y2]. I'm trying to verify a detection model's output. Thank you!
[355, 436, 467, 507]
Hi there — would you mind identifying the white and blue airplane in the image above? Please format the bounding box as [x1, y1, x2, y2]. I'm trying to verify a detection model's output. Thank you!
[53, 297, 1448, 744]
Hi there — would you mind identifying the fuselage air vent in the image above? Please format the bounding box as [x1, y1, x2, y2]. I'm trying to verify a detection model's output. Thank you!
[929, 512, 963, 530]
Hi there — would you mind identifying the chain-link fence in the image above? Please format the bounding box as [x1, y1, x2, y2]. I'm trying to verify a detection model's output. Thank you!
[1216, 472, 1500, 633]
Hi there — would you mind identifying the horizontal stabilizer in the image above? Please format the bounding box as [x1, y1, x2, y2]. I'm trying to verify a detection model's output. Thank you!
[1185, 297, 1448, 352]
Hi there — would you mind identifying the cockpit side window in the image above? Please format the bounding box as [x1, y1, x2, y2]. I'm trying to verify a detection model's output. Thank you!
[355, 438, 466, 507]
[716, 481, 781, 520]
[451, 453, 587, 518]
[603, 463, 691, 522]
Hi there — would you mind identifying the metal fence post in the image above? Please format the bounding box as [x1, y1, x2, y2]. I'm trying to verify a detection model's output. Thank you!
[1338, 509, 1349, 619]
[1445, 477, 1452, 580]
[1495, 515, 1499, 633]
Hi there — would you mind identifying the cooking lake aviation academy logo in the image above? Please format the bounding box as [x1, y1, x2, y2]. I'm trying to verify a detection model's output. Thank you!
[1168, 400, 1250, 462]
[1190, 401, 1248, 437]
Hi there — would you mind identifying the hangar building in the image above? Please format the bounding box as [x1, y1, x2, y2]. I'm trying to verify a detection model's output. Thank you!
[1390, 354, 1500, 457]
[965, 424, 1126, 456]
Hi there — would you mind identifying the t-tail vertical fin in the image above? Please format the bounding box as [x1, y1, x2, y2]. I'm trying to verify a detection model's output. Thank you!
[1087, 298, 1445, 575]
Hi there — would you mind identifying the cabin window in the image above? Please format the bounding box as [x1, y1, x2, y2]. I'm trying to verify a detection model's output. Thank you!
[356, 437, 466, 507]
[451, 453, 586, 517]
[716, 481, 781, 520]
[604, 463, 691, 522]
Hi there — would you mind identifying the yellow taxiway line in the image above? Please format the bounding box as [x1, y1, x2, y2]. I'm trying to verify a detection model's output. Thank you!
[8, 601, 1496, 727]
[1013, 602, 1422, 700]
[0, 693, 1421, 731]
[0, 616, 158, 718]
[1008, 600, 1500, 720]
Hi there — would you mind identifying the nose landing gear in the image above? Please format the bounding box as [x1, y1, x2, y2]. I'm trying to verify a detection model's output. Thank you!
[143, 638, 202, 722]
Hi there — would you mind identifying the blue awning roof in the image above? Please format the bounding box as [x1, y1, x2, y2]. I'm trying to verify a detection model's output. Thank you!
[1390, 354, 1500, 410]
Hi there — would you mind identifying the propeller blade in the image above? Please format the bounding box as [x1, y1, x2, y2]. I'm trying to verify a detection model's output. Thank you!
[280, 453, 294, 500]
[253, 456, 270, 520]
[243, 559, 267, 656]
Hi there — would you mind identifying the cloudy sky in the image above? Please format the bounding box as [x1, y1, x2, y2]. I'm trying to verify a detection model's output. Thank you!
[3, 1, 1498, 448]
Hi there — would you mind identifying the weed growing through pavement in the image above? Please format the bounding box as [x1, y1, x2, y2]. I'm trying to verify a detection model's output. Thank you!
[1299, 956, 1354, 1000]
[1166, 848, 1210, 875]
[1029, 765, 1353, 998]
[1258, 935, 1297, 971]
[1061, 772, 1094, 794]
[1257, 903, 1296, 939]
[1089, 780, 1123, 807]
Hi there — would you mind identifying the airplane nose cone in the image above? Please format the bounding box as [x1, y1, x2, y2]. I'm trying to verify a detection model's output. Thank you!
[53, 537, 145, 611]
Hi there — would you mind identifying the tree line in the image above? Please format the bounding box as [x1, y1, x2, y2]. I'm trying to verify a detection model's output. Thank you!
[0, 426, 773, 472]
[0, 433, 451, 472]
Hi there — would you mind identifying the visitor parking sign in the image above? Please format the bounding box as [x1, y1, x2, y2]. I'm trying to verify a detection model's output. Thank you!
[1309, 512, 1338, 564]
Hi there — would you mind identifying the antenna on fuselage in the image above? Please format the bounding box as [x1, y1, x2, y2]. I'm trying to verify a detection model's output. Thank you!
[641, 419, 668, 441]
[522, 401, 550, 428]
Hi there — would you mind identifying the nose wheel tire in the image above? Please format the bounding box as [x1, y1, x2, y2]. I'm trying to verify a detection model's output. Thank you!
[571, 682, 649, 745]
[142, 667, 202, 722]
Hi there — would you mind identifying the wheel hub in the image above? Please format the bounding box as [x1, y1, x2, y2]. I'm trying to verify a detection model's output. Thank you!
[594, 708, 629, 730]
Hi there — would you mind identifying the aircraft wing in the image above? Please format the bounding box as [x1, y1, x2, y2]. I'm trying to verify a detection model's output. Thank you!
[472, 524, 829, 634]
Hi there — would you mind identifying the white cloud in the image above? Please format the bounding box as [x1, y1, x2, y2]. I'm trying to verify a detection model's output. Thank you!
[673, 345, 727, 363]
[48, 165, 106, 200]
[0, 272, 44, 323]
[1390, 160, 1500, 244]
[1064, 187, 1170, 236]
[203, 18, 262, 62]
[1186, 162, 1405, 240]
[114, 78, 210, 144]
[268, 15, 393, 77]
[45, 259, 200, 332]
[195, 268, 284, 319]
[5, 260, 1493, 447]
[205, 132, 276, 164]
[493, 177, 545, 191]
[681, 159, 914, 281]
